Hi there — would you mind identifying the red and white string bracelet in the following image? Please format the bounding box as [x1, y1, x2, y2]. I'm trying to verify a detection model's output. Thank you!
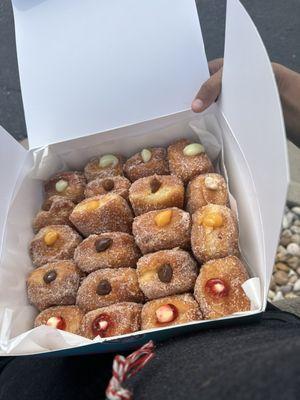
[105, 340, 155, 400]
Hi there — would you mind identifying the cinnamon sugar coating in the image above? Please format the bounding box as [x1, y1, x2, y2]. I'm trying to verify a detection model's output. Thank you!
[34, 305, 84, 335]
[29, 225, 82, 267]
[74, 232, 140, 273]
[85, 176, 131, 200]
[129, 174, 184, 216]
[167, 139, 213, 184]
[137, 249, 198, 300]
[69, 194, 133, 237]
[124, 147, 169, 182]
[27, 260, 81, 311]
[132, 207, 191, 254]
[194, 256, 250, 319]
[186, 173, 229, 214]
[141, 293, 202, 330]
[84, 155, 124, 182]
[80, 302, 142, 339]
[33, 196, 75, 233]
[191, 204, 239, 263]
[76, 268, 144, 312]
[44, 171, 86, 207]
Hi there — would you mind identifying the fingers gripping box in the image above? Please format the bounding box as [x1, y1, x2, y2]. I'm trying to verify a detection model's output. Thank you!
[0, 0, 288, 356]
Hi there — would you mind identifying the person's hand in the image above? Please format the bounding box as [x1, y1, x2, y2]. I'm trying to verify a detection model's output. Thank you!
[191, 58, 223, 113]
[191, 58, 300, 148]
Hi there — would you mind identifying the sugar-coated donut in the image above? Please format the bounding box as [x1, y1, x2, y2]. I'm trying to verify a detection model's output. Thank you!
[27, 260, 81, 311]
[141, 293, 202, 330]
[194, 256, 250, 319]
[132, 207, 191, 254]
[80, 302, 142, 339]
[44, 171, 86, 207]
[186, 173, 228, 214]
[29, 225, 82, 267]
[137, 248, 198, 300]
[85, 176, 131, 200]
[76, 268, 143, 312]
[74, 232, 140, 273]
[124, 147, 169, 182]
[129, 174, 184, 216]
[69, 194, 133, 237]
[191, 204, 239, 263]
[168, 139, 213, 184]
[84, 154, 124, 182]
[34, 305, 84, 335]
[33, 195, 75, 233]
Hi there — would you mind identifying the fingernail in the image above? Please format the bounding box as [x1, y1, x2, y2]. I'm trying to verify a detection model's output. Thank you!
[191, 98, 204, 112]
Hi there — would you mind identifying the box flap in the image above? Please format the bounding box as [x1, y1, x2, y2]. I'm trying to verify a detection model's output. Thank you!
[0, 127, 27, 256]
[12, 0, 209, 149]
[219, 0, 289, 284]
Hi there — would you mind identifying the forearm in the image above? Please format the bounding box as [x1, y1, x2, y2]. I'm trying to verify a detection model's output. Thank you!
[273, 63, 300, 148]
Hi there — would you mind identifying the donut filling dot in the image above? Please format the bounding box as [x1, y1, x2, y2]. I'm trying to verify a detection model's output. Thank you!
[102, 179, 115, 191]
[95, 237, 113, 252]
[92, 313, 110, 337]
[202, 212, 223, 228]
[156, 304, 178, 324]
[204, 176, 219, 190]
[43, 270, 57, 284]
[183, 143, 204, 156]
[205, 278, 229, 298]
[96, 279, 112, 295]
[46, 316, 66, 330]
[157, 264, 173, 283]
[154, 209, 173, 227]
[150, 177, 161, 193]
[141, 148, 152, 163]
[99, 154, 119, 168]
[55, 179, 69, 193]
[44, 230, 59, 246]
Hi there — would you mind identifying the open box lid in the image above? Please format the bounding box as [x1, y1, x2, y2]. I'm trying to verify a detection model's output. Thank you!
[11, 0, 209, 150]
[0, 126, 27, 255]
[219, 0, 289, 284]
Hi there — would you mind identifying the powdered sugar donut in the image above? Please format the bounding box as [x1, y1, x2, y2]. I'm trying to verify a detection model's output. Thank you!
[44, 171, 86, 207]
[132, 207, 191, 254]
[129, 174, 184, 216]
[27, 260, 81, 310]
[80, 302, 142, 339]
[141, 294, 202, 330]
[29, 225, 82, 267]
[85, 176, 131, 200]
[191, 204, 239, 263]
[84, 154, 124, 182]
[74, 232, 140, 273]
[34, 305, 84, 335]
[76, 268, 143, 312]
[69, 194, 133, 237]
[124, 147, 169, 182]
[168, 139, 213, 184]
[194, 256, 250, 319]
[137, 248, 198, 299]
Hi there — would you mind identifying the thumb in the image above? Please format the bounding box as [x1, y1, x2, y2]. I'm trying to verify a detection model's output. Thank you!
[191, 67, 223, 113]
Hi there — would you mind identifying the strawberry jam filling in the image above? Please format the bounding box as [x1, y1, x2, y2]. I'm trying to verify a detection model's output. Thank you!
[156, 304, 178, 324]
[205, 278, 229, 298]
[46, 316, 66, 330]
[92, 313, 111, 337]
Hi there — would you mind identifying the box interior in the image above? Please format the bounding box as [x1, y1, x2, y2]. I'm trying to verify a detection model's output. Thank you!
[0, 110, 263, 355]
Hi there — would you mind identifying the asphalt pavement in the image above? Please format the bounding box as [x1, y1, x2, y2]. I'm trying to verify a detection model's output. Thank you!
[0, 0, 299, 140]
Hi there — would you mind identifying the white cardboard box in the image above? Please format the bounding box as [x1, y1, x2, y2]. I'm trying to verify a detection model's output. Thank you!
[0, 0, 288, 356]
